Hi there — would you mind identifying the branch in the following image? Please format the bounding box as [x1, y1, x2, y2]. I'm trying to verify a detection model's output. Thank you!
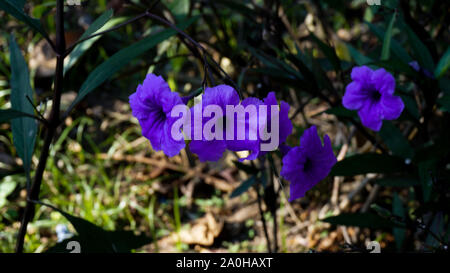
[15, 0, 66, 253]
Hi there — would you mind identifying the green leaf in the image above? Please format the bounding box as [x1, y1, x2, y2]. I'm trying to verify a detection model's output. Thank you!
[330, 153, 407, 176]
[346, 44, 373, 66]
[371, 204, 393, 218]
[0, 108, 37, 124]
[373, 176, 420, 187]
[68, 17, 197, 112]
[323, 106, 357, 118]
[381, 13, 397, 61]
[434, 47, 450, 78]
[379, 122, 414, 159]
[43, 204, 151, 253]
[309, 33, 341, 72]
[393, 193, 406, 251]
[437, 94, 450, 112]
[398, 20, 434, 72]
[214, 0, 255, 21]
[418, 160, 435, 202]
[230, 176, 257, 198]
[0, 0, 49, 40]
[425, 212, 445, 249]
[0, 180, 17, 208]
[321, 213, 403, 229]
[400, 94, 420, 120]
[232, 160, 258, 174]
[64, 9, 115, 75]
[370, 59, 417, 76]
[9, 35, 37, 176]
[366, 21, 412, 64]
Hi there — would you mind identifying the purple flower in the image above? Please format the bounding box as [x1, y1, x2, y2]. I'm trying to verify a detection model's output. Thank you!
[280, 126, 337, 201]
[409, 61, 434, 78]
[257, 92, 293, 157]
[129, 74, 185, 157]
[189, 85, 240, 162]
[189, 87, 293, 162]
[225, 96, 263, 161]
[342, 66, 405, 131]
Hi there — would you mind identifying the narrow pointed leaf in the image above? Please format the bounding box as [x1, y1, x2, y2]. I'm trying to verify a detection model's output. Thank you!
[330, 153, 407, 176]
[0, 0, 49, 39]
[381, 13, 396, 60]
[64, 9, 115, 75]
[434, 47, 450, 78]
[0, 108, 38, 123]
[9, 35, 37, 176]
[68, 17, 197, 112]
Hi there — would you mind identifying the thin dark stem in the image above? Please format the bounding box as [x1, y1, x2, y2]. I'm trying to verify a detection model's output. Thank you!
[270, 166, 279, 253]
[256, 183, 272, 253]
[15, 0, 66, 253]
[25, 95, 49, 126]
[144, 11, 239, 97]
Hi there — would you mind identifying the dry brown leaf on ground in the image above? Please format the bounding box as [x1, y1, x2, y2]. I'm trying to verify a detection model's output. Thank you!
[168, 212, 224, 247]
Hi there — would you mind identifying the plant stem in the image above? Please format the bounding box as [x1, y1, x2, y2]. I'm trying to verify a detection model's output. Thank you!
[15, 0, 65, 253]
[256, 183, 272, 253]
[270, 167, 279, 253]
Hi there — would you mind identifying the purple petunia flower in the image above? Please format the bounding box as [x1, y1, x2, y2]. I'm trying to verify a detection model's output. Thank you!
[257, 92, 293, 157]
[280, 126, 337, 201]
[225, 96, 264, 161]
[342, 66, 404, 131]
[189, 84, 240, 162]
[129, 74, 186, 157]
[189, 86, 293, 162]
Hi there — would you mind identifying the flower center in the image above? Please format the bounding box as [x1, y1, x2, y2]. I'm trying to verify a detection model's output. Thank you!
[303, 157, 313, 172]
[153, 106, 166, 123]
[369, 89, 381, 101]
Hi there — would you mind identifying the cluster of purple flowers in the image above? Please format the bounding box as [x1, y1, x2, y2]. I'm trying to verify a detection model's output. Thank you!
[130, 65, 403, 201]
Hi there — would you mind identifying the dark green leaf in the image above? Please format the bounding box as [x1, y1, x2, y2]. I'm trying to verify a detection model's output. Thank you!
[400, 94, 420, 120]
[0, 108, 37, 124]
[435, 47, 450, 78]
[330, 153, 407, 176]
[346, 44, 373, 66]
[371, 204, 393, 218]
[321, 213, 403, 229]
[323, 106, 357, 118]
[232, 160, 258, 174]
[379, 122, 414, 159]
[0, 0, 49, 39]
[373, 176, 420, 187]
[309, 33, 341, 72]
[68, 17, 197, 112]
[437, 94, 450, 112]
[418, 160, 435, 202]
[214, 0, 255, 21]
[393, 193, 406, 251]
[366, 21, 412, 64]
[43, 204, 151, 253]
[9, 35, 37, 176]
[370, 59, 417, 76]
[381, 13, 396, 61]
[230, 176, 257, 198]
[398, 20, 434, 72]
[64, 9, 114, 75]
[425, 212, 445, 249]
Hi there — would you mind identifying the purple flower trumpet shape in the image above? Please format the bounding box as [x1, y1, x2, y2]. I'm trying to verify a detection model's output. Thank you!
[129, 74, 186, 157]
[281, 126, 337, 201]
[343, 66, 404, 131]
